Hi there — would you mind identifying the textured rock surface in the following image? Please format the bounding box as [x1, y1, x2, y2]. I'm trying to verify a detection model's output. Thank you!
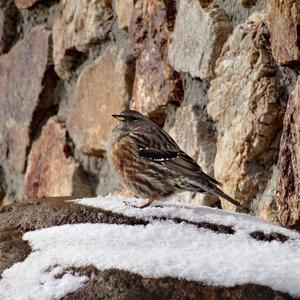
[0, 0, 19, 55]
[0, 0, 299, 234]
[114, 0, 133, 30]
[0, 26, 56, 172]
[63, 268, 292, 300]
[168, 77, 218, 206]
[268, 0, 300, 65]
[215, 0, 266, 27]
[14, 0, 40, 9]
[24, 117, 91, 199]
[129, 0, 183, 119]
[276, 78, 300, 229]
[208, 14, 284, 209]
[0, 197, 294, 300]
[257, 165, 278, 224]
[53, 0, 113, 80]
[0, 227, 31, 277]
[67, 46, 133, 155]
[168, 0, 232, 79]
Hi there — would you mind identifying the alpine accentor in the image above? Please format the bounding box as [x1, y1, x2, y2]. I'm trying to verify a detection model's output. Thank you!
[107, 110, 241, 208]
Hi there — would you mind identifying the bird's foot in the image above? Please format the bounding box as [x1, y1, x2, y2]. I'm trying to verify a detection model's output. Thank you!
[131, 192, 165, 209]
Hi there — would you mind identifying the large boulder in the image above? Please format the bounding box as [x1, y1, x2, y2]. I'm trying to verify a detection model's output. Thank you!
[0, 196, 298, 299]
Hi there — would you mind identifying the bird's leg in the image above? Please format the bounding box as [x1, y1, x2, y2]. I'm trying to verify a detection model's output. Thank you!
[135, 192, 164, 209]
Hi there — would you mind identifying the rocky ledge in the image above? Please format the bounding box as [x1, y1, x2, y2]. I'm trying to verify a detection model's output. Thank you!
[0, 196, 299, 300]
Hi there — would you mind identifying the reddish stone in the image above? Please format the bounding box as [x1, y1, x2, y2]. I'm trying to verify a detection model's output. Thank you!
[276, 78, 300, 229]
[24, 117, 91, 198]
[268, 0, 300, 65]
[129, 0, 183, 119]
[0, 26, 57, 172]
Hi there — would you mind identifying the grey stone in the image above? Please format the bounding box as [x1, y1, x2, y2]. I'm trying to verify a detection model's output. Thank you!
[168, 76, 218, 206]
[168, 0, 232, 79]
[256, 165, 279, 224]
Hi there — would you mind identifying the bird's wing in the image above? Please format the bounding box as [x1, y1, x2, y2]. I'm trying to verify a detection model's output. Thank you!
[138, 147, 222, 187]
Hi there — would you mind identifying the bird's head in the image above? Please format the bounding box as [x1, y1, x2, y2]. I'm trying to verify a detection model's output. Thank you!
[112, 110, 148, 133]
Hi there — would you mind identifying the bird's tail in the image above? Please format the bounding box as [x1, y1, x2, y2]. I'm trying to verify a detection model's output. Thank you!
[210, 185, 242, 208]
[194, 179, 242, 208]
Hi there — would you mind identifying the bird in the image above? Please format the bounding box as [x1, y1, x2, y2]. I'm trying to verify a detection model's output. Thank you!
[107, 109, 242, 209]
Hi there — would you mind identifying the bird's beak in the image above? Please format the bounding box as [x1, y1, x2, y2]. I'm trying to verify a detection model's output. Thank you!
[112, 114, 125, 121]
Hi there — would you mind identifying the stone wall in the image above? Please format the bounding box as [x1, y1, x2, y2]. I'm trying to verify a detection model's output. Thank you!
[0, 0, 299, 229]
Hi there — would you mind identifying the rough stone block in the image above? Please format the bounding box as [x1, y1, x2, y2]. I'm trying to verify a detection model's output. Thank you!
[168, 0, 232, 79]
[0, 26, 56, 173]
[276, 77, 300, 229]
[67, 46, 133, 155]
[24, 117, 91, 198]
[207, 14, 285, 209]
[53, 0, 113, 80]
[268, 0, 300, 65]
[114, 0, 133, 30]
[129, 0, 183, 118]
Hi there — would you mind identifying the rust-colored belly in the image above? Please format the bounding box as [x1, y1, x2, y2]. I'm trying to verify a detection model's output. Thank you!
[110, 135, 167, 197]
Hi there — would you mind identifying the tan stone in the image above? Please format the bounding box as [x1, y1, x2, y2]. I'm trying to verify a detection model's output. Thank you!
[0, 26, 56, 172]
[129, 0, 183, 118]
[24, 117, 91, 198]
[1, 195, 14, 207]
[276, 77, 300, 229]
[268, 0, 300, 65]
[67, 46, 133, 155]
[114, 0, 133, 30]
[53, 0, 113, 80]
[207, 14, 284, 210]
[168, 0, 232, 79]
[14, 0, 39, 9]
[0, 1, 18, 55]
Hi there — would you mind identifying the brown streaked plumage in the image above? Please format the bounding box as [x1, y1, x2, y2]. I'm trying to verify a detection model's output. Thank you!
[107, 110, 242, 208]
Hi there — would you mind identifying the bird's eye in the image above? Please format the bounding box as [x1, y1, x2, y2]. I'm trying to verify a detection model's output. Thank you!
[129, 116, 138, 121]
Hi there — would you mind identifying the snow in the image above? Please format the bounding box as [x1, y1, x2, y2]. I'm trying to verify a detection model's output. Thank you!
[0, 196, 300, 300]
[76, 195, 300, 238]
